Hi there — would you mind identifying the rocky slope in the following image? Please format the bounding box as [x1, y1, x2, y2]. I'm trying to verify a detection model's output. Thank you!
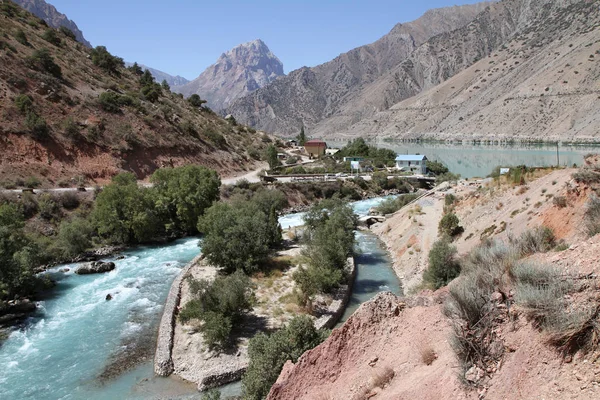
[268, 168, 600, 399]
[226, 2, 490, 136]
[173, 39, 284, 111]
[0, 3, 269, 187]
[10, 0, 91, 47]
[335, 0, 600, 142]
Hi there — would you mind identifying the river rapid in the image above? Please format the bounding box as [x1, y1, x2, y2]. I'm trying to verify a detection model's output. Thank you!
[0, 196, 401, 399]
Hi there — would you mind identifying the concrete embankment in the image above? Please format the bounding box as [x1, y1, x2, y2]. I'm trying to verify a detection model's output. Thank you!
[315, 257, 357, 329]
[154, 254, 203, 376]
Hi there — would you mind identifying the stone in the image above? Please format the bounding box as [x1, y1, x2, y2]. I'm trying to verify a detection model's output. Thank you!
[75, 261, 116, 275]
[105, 294, 113, 301]
[465, 366, 485, 383]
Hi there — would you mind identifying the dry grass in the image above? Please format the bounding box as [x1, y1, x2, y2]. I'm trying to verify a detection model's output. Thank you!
[372, 366, 395, 389]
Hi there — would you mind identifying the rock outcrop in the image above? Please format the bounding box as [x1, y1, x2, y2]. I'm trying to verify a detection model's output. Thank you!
[11, 0, 91, 47]
[174, 39, 284, 111]
[75, 261, 115, 275]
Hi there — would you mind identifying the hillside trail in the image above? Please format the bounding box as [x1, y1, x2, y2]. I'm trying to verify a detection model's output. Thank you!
[220, 162, 268, 185]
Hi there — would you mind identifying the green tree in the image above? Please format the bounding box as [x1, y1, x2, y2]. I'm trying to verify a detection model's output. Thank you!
[0, 204, 41, 299]
[128, 62, 143, 76]
[14, 29, 29, 46]
[150, 165, 221, 234]
[161, 79, 170, 91]
[188, 94, 207, 108]
[297, 125, 306, 145]
[90, 46, 124, 74]
[56, 217, 93, 259]
[265, 144, 280, 170]
[91, 173, 163, 244]
[25, 112, 49, 138]
[139, 69, 155, 86]
[198, 198, 281, 274]
[243, 316, 329, 400]
[426, 160, 449, 176]
[59, 26, 76, 40]
[140, 84, 160, 102]
[179, 270, 253, 348]
[14, 94, 33, 114]
[423, 238, 460, 289]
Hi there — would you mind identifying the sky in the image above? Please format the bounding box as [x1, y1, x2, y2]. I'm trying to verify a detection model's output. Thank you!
[48, 0, 486, 80]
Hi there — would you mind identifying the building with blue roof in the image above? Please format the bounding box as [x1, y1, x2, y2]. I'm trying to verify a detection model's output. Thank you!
[395, 154, 428, 174]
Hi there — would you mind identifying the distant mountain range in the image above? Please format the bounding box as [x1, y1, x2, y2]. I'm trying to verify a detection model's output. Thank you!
[11, 0, 91, 47]
[173, 39, 284, 111]
[227, 0, 600, 142]
[124, 63, 189, 87]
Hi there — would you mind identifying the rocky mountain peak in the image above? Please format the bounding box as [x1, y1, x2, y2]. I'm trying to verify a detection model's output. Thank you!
[173, 39, 284, 111]
[11, 0, 91, 47]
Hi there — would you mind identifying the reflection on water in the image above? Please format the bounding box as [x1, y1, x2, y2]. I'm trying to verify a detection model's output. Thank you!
[328, 140, 600, 178]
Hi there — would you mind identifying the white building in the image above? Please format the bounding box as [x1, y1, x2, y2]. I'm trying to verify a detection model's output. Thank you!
[395, 155, 428, 174]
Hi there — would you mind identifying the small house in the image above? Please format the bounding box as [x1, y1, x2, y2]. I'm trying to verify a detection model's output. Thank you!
[277, 153, 287, 160]
[304, 139, 327, 159]
[395, 154, 428, 174]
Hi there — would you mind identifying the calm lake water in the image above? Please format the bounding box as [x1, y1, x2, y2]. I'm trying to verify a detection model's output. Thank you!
[327, 141, 600, 178]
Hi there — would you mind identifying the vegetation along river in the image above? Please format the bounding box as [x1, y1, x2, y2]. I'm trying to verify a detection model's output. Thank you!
[0, 196, 402, 399]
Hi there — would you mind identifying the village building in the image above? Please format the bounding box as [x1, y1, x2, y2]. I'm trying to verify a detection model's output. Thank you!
[395, 154, 428, 174]
[343, 156, 365, 162]
[304, 139, 327, 159]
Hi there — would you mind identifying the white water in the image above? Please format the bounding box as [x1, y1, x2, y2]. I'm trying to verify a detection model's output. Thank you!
[0, 238, 201, 400]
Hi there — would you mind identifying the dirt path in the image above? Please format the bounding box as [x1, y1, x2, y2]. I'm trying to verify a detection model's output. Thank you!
[220, 162, 268, 185]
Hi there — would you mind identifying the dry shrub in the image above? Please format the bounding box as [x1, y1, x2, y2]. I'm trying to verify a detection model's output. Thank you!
[584, 195, 600, 237]
[417, 340, 437, 365]
[372, 366, 395, 389]
[553, 195, 567, 208]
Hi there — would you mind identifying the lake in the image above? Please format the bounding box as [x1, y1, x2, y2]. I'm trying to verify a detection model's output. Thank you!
[326, 140, 600, 178]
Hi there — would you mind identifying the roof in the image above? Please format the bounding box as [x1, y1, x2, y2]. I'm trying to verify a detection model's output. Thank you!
[304, 140, 327, 146]
[395, 154, 427, 161]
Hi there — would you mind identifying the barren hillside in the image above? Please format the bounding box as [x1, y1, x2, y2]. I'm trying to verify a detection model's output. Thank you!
[333, 0, 600, 142]
[0, 2, 269, 187]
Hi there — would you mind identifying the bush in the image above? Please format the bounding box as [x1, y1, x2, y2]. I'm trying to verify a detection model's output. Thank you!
[98, 91, 122, 113]
[26, 48, 62, 78]
[584, 195, 600, 237]
[204, 130, 226, 148]
[285, 156, 298, 165]
[444, 194, 457, 206]
[38, 193, 59, 220]
[41, 29, 61, 46]
[58, 192, 80, 209]
[436, 172, 460, 184]
[90, 46, 124, 74]
[243, 316, 329, 400]
[59, 26, 76, 40]
[374, 194, 418, 215]
[25, 176, 41, 188]
[438, 212, 463, 237]
[140, 84, 160, 102]
[25, 112, 49, 138]
[553, 196, 567, 208]
[14, 94, 33, 114]
[514, 226, 555, 255]
[14, 29, 29, 46]
[179, 270, 253, 349]
[423, 239, 460, 289]
[63, 117, 80, 139]
[426, 160, 449, 176]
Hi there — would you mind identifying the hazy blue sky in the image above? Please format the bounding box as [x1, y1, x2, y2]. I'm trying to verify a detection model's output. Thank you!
[48, 0, 486, 80]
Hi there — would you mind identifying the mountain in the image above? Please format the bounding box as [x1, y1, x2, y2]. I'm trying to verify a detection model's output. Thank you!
[10, 0, 92, 47]
[226, 2, 490, 136]
[335, 0, 600, 142]
[173, 39, 284, 111]
[125, 63, 189, 87]
[0, 2, 268, 186]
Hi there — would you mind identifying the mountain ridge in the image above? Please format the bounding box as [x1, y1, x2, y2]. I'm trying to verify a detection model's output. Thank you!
[10, 0, 91, 47]
[173, 39, 284, 111]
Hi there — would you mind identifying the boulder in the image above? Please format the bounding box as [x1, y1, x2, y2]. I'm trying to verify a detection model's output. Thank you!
[75, 261, 116, 275]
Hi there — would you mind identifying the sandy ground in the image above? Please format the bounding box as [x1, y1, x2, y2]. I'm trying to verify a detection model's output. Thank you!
[220, 162, 268, 185]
